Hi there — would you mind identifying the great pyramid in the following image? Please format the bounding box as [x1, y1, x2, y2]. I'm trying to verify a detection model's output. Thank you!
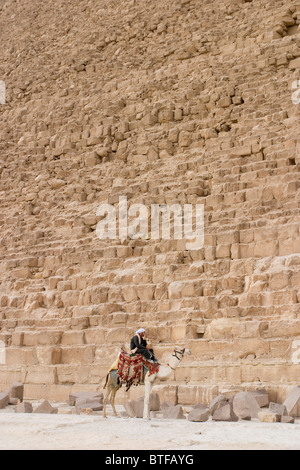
[0, 0, 299, 405]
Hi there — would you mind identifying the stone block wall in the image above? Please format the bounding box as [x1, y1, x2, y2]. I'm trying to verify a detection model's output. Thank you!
[0, 0, 299, 404]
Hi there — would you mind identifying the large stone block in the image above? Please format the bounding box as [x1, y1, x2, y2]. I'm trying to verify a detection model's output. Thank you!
[258, 410, 281, 423]
[69, 391, 103, 406]
[232, 392, 261, 420]
[188, 405, 210, 422]
[162, 405, 185, 420]
[33, 400, 58, 414]
[269, 402, 288, 416]
[0, 390, 9, 409]
[15, 402, 33, 413]
[251, 389, 269, 408]
[209, 395, 228, 415]
[283, 386, 300, 417]
[75, 398, 103, 414]
[8, 382, 24, 401]
[212, 403, 238, 422]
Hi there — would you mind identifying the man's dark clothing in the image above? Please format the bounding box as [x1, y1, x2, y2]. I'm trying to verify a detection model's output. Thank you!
[130, 335, 152, 360]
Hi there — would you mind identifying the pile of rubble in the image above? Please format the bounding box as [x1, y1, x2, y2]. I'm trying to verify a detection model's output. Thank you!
[0, 383, 104, 415]
[124, 387, 300, 423]
[1, 383, 300, 423]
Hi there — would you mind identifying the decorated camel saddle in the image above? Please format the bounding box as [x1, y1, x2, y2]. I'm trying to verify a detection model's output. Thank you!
[113, 351, 159, 391]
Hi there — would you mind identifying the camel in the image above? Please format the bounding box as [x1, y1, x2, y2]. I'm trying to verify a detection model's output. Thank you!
[103, 346, 191, 420]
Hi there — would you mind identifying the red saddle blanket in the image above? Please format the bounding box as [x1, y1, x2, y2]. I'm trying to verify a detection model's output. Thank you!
[117, 351, 159, 387]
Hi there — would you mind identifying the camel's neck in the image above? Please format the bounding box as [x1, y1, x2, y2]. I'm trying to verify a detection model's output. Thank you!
[157, 352, 182, 379]
[167, 353, 181, 370]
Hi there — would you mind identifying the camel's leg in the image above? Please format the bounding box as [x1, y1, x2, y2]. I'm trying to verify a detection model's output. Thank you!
[110, 386, 119, 416]
[143, 376, 153, 420]
[103, 386, 111, 418]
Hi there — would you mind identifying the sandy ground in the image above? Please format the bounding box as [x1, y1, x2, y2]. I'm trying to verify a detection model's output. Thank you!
[1, 403, 300, 450]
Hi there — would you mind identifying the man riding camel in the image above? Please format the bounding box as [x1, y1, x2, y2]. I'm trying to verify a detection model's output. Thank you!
[130, 328, 158, 363]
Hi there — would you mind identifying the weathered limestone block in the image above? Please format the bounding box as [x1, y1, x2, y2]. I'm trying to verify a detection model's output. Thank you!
[142, 113, 157, 126]
[5, 347, 37, 366]
[84, 152, 100, 167]
[25, 366, 57, 385]
[89, 287, 108, 304]
[33, 400, 58, 414]
[69, 392, 103, 406]
[36, 347, 61, 365]
[204, 318, 239, 340]
[209, 395, 228, 415]
[158, 108, 174, 123]
[216, 244, 231, 258]
[23, 331, 62, 347]
[258, 410, 281, 423]
[75, 397, 103, 414]
[61, 291, 80, 308]
[136, 285, 155, 301]
[281, 416, 295, 424]
[289, 57, 300, 69]
[8, 382, 24, 401]
[123, 401, 136, 418]
[122, 286, 138, 302]
[283, 387, 300, 417]
[15, 402, 33, 413]
[13, 268, 32, 279]
[188, 405, 210, 422]
[126, 399, 144, 418]
[61, 331, 85, 346]
[0, 390, 10, 409]
[84, 329, 105, 345]
[251, 389, 269, 408]
[232, 392, 261, 420]
[269, 402, 288, 416]
[152, 385, 178, 405]
[178, 131, 191, 147]
[162, 405, 185, 420]
[200, 128, 217, 139]
[61, 346, 95, 365]
[137, 393, 161, 412]
[168, 281, 182, 300]
[212, 403, 238, 422]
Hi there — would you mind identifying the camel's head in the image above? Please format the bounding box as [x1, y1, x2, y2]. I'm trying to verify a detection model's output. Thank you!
[173, 347, 191, 359]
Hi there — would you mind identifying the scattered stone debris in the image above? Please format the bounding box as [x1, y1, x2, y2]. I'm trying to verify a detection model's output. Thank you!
[232, 391, 261, 420]
[212, 402, 238, 422]
[0, 384, 299, 423]
[258, 410, 281, 423]
[69, 392, 103, 407]
[188, 404, 210, 422]
[8, 383, 24, 402]
[123, 393, 161, 418]
[33, 400, 58, 415]
[75, 398, 103, 414]
[123, 401, 137, 418]
[209, 395, 228, 415]
[160, 400, 173, 410]
[269, 402, 288, 417]
[251, 389, 269, 408]
[0, 390, 10, 410]
[162, 405, 185, 420]
[283, 387, 300, 418]
[15, 402, 33, 413]
[0, 383, 24, 410]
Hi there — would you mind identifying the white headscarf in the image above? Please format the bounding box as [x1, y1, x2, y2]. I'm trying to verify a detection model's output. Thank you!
[136, 328, 145, 335]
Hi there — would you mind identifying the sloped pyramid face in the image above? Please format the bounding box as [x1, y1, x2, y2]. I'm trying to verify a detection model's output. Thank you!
[0, 0, 299, 404]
